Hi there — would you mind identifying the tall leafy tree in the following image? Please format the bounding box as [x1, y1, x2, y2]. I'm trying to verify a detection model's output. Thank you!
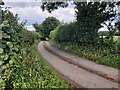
[41, 2, 68, 13]
[42, 17, 60, 37]
[75, 2, 116, 45]
[33, 17, 60, 38]
[0, 0, 4, 5]
[33, 22, 41, 32]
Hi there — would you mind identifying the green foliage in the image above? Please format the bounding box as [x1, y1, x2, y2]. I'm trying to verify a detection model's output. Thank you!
[33, 22, 41, 32]
[116, 37, 120, 53]
[115, 21, 120, 32]
[0, 48, 3, 53]
[114, 30, 120, 36]
[8, 41, 70, 88]
[115, 22, 120, 36]
[33, 17, 60, 39]
[0, 9, 24, 89]
[41, 2, 68, 13]
[99, 31, 109, 36]
[50, 41, 120, 69]
[49, 24, 61, 41]
[117, 42, 120, 52]
[21, 29, 41, 46]
[75, 2, 116, 45]
[50, 22, 77, 43]
[42, 17, 60, 38]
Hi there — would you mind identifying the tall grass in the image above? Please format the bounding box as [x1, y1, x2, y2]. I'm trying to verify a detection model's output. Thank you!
[50, 40, 120, 69]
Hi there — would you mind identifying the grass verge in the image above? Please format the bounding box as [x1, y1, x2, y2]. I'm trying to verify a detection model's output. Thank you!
[49, 40, 120, 69]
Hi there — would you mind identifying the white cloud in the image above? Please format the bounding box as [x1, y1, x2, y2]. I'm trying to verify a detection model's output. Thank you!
[8, 3, 75, 24]
[25, 25, 35, 31]
[99, 26, 108, 31]
[4, 2, 76, 30]
[51, 7, 75, 23]
[9, 6, 48, 25]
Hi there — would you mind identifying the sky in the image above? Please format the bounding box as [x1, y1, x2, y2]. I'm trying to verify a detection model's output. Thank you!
[3, 0, 76, 31]
[2, 0, 120, 31]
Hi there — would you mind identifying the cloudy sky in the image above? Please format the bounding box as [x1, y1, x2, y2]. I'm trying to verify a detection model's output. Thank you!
[3, 0, 76, 31]
[2, 0, 120, 31]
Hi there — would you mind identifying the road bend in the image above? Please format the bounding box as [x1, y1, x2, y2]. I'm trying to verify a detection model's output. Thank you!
[37, 41, 119, 89]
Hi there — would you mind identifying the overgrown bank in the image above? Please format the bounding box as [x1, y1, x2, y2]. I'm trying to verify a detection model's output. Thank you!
[50, 40, 120, 69]
[14, 40, 71, 88]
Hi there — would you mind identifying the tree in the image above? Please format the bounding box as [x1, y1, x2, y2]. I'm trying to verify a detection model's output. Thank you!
[115, 20, 120, 32]
[0, 0, 4, 5]
[75, 2, 117, 45]
[105, 22, 116, 44]
[33, 17, 60, 39]
[41, 2, 68, 13]
[33, 22, 41, 32]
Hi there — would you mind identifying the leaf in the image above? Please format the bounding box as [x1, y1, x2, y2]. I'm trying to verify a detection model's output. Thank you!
[1, 23, 10, 28]
[0, 31, 2, 39]
[0, 61, 3, 65]
[3, 20, 9, 25]
[9, 59, 14, 65]
[3, 33, 10, 39]
[0, 48, 3, 54]
[2, 65, 7, 69]
[0, 34, 2, 39]
[1, 44, 6, 48]
[4, 54, 9, 60]
[12, 47, 19, 52]
[19, 56, 22, 59]
[6, 42, 13, 48]
[0, 25, 2, 29]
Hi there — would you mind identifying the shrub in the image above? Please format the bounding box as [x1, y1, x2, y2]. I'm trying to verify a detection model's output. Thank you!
[50, 22, 77, 43]
[117, 38, 120, 53]
[49, 24, 61, 41]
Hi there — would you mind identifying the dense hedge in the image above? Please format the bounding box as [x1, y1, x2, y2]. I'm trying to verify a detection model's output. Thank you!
[50, 22, 77, 43]
[0, 9, 40, 88]
[0, 9, 24, 88]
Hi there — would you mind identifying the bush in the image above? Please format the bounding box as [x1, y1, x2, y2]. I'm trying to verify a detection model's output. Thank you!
[21, 29, 41, 46]
[116, 37, 120, 53]
[50, 41, 120, 69]
[49, 24, 61, 41]
[50, 22, 77, 43]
